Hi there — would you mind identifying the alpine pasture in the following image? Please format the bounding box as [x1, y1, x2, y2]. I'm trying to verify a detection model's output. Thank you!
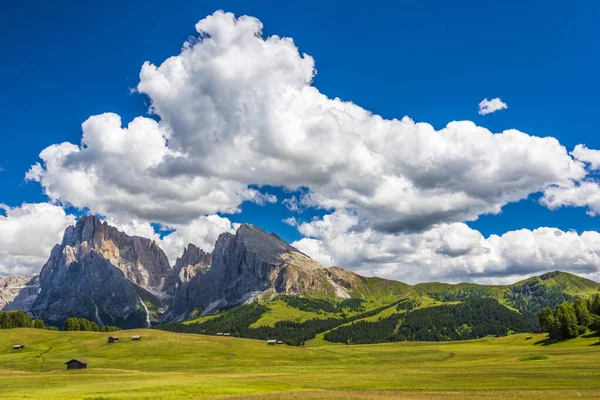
[1, 328, 600, 399]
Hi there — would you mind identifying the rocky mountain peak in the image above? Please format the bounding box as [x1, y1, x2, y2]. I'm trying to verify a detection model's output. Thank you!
[0, 275, 40, 311]
[173, 243, 212, 276]
[228, 223, 298, 262]
[29, 216, 173, 328]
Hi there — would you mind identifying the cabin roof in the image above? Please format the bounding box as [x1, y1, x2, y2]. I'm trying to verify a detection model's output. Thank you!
[65, 358, 87, 364]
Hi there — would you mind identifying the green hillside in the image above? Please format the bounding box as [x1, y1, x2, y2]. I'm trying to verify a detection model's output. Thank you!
[1, 328, 600, 399]
[414, 271, 600, 317]
[159, 271, 600, 346]
[514, 270, 600, 295]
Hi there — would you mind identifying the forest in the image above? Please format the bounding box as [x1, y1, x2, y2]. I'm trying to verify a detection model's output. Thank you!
[538, 294, 600, 340]
[325, 298, 537, 344]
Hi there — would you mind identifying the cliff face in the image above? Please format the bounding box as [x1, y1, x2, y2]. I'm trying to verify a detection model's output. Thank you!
[0, 275, 40, 311]
[164, 244, 212, 321]
[167, 224, 354, 319]
[29, 216, 171, 328]
[7, 218, 380, 326]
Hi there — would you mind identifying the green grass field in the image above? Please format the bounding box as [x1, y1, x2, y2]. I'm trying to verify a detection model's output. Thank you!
[1, 328, 600, 399]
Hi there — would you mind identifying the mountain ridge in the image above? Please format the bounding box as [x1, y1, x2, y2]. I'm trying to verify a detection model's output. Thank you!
[1, 216, 599, 330]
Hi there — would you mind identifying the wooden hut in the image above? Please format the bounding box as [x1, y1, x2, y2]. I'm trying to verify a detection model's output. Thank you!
[266, 339, 277, 345]
[107, 336, 120, 344]
[276, 340, 283, 345]
[65, 358, 87, 370]
[223, 333, 231, 337]
[216, 333, 224, 336]
[12, 344, 24, 350]
[132, 335, 141, 341]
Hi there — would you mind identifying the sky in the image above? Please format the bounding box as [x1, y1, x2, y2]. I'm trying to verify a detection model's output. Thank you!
[1, 1, 600, 284]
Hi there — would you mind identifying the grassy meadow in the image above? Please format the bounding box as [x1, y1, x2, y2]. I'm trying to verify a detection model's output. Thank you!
[1, 328, 599, 399]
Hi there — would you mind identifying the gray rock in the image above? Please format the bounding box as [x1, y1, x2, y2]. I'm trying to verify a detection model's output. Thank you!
[30, 216, 171, 328]
[0, 275, 40, 311]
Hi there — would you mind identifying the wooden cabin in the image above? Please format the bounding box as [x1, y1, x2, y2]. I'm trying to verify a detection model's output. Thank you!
[12, 345, 24, 350]
[65, 358, 87, 370]
[132, 335, 141, 341]
[276, 340, 283, 345]
[107, 336, 120, 344]
[266, 339, 277, 345]
[223, 333, 231, 337]
[216, 333, 224, 336]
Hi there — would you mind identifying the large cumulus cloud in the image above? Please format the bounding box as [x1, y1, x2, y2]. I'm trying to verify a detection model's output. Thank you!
[17, 11, 600, 281]
[28, 11, 589, 232]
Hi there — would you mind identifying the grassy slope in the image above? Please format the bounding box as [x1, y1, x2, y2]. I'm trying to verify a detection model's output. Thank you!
[249, 300, 330, 328]
[514, 271, 600, 296]
[181, 314, 216, 325]
[1, 328, 600, 399]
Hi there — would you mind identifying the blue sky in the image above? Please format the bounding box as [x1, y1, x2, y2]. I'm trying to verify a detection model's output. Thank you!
[1, 1, 600, 282]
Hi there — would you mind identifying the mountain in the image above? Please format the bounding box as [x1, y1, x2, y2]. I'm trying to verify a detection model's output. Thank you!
[29, 216, 172, 328]
[165, 224, 409, 321]
[413, 270, 598, 317]
[0, 275, 40, 311]
[514, 270, 600, 295]
[2, 216, 599, 335]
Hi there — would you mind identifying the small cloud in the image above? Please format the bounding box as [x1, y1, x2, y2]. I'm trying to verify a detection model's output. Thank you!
[283, 196, 302, 212]
[478, 98, 508, 115]
[247, 191, 277, 206]
[282, 216, 299, 227]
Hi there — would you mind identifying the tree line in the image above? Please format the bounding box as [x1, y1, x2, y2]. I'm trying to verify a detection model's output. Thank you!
[63, 317, 121, 332]
[538, 294, 600, 340]
[0, 310, 45, 329]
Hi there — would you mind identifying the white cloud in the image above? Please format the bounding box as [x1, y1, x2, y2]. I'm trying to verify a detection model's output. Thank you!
[572, 144, 600, 170]
[27, 11, 589, 236]
[0, 203, 76, 275]
[17, 11, 600, 281]
[104, 214, 237, 264]
[159, 215, 237, 263]
[478, 97, 508, 115]
[540, 181, 600, 216]
[282, 216, 299, 227]
[293, 210, 600, 284]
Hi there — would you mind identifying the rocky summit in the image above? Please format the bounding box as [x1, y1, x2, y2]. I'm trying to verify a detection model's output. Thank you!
[1, 216, 385, 327]
[0, 275, 40, 311]
[26, 216, 172, 328]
